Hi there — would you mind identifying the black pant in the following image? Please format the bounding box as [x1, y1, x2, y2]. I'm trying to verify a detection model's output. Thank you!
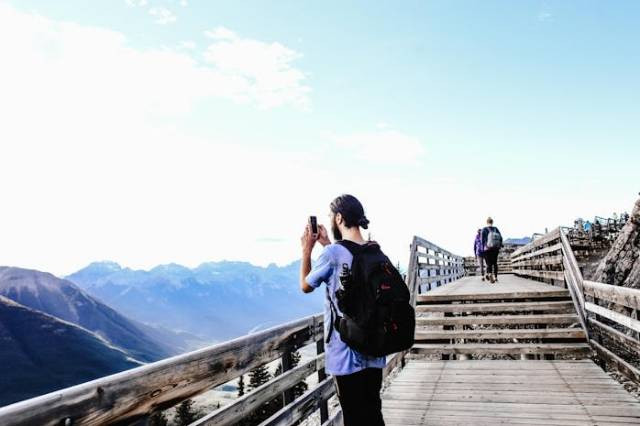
[334, 368, 385, 426]
[484, 250, 499, 275]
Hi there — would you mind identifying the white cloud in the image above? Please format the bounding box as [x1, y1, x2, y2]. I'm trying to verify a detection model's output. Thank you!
[203, 26, 310, 109]
[149, 6, 176, 24]
[179, 0, 188, 7]
[204, 26, 236, 40]
[180, 40, 196, 50]
[333, 129, 425, 165]
[537, 11, 553, 22]
[126, 0, 148, 7]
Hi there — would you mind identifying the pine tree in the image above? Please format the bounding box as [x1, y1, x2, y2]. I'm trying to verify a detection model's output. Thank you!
[148, 411, 168, 426]
[244, 364, 275, 425]
[237, 374, 245, 397]
[248, 364, 271, 391]
[289, 350, 308, 398]
[174, 399, 200, 426]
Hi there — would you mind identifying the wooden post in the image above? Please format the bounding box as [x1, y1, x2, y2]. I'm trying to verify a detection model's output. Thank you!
[281, 350, 294, 406]
[316, 339, 329, 423]
[407, 238, 419, 308]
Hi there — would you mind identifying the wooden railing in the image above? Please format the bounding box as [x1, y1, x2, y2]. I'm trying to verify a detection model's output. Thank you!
[511, 228, 640, 383]
[0, 244, 420, 426]
[406, 236, 464, 306]
[585, 281, 640, 383]
[0, 314, 324, 426]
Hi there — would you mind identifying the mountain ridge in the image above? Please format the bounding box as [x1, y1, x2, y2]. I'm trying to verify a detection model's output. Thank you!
[0, 295, 142, 407]
[66, 258, 322, 341]
[0, 266, 180, 362]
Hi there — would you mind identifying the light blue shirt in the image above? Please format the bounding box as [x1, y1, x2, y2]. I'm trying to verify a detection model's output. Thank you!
[306, 243, 386, 376]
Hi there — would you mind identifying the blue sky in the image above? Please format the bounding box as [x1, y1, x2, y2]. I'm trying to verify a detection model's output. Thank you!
[1, 1, 638, 275]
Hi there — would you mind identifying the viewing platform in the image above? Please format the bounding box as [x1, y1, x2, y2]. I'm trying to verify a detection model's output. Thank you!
[1, 228, 639, 425]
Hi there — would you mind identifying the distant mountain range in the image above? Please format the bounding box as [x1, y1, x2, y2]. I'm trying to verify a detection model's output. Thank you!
[0, 266, 204, 407]
[66, 260, 324, 341]
[0, 267, 184, 362]
[0, 295, 141, 406]
[0, 259, 323, 407]
[504, 237, 533, 246]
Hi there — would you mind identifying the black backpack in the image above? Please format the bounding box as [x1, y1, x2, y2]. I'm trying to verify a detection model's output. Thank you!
[325, 240, 415, 357]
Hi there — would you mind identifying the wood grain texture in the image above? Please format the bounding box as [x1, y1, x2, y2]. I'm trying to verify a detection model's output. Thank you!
[584, 280, 640, 310]
[380, 359, 640, 425]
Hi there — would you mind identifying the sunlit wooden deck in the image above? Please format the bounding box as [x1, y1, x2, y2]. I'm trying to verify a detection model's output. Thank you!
[421, 274, 567, 301]
[382, 359, 640, 425]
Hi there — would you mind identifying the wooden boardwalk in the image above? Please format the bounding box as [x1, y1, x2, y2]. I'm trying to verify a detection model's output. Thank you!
[382, 359, 640, 425]
[2, 231, 639, 426]
[422, 274, 567, 300]
[412, 274, 591, 357]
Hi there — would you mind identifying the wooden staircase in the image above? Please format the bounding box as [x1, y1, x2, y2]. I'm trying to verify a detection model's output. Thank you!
[412, 280, 591, 358]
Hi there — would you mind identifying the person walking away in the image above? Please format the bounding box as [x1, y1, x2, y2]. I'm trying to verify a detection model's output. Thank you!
[473, 229, 486, 281]
[299, 194, 390, 426]
[482, 217, 503, 283]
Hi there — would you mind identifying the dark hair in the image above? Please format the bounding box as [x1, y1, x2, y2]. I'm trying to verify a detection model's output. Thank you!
[330, 194, 369, 229]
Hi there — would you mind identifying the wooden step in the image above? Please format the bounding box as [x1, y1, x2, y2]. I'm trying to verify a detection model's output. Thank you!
[410, 342, 592, 356]
[415, 300, 575, 314]
[417, 289, 570, 304]
[416, 313, 579, 326]
[415, 327, 586, 341]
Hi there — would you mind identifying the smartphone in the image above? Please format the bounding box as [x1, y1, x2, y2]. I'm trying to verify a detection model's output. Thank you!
[309, 216, 318, 234]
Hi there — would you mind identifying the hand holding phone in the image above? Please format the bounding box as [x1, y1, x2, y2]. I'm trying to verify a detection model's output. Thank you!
[309, 216, 318, 235]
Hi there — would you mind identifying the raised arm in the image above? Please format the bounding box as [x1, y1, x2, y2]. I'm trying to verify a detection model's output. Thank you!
[300, 224, 331, 293]
[300, 224, 316, 293]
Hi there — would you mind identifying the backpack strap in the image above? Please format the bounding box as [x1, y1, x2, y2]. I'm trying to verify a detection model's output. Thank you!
[336, 239, 378, 254]
[336, 239, 362, 254]
[325, 285, 339, 344]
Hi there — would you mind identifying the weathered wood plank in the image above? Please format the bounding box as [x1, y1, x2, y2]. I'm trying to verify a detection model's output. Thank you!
[417, 289, 569, 303]
[510, 255, 562, 268]
[383, 351, 406, 380]
[321, 408, 342, 426]
[381, 400, 640, 416]
[416, 313, 578, 326]
[415, 328, 585, 340]
[383, 391, 636, 405]
[0, 314, 323, 426]
[415, 300, 574, 314]
[514, 269, 565, 281]
[510, 243, 563, 263]
[589, 317, 640, 353]
[414, 236, 463, 260]
[511, 228, 561, 259]
[260, 376, 335, 426]
[418, 274, 458, 285]
[192, 355, 325, 426]
[410, 343, 592, 355]
[591, 340, 640, 383]
[584, 280, 640, 310]
[586, 302, 640, 333]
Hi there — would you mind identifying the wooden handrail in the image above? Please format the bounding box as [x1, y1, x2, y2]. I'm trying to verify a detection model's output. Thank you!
[191, 354, 326, 426]
[0, 314, 323, 426]
[559, 228, 590, 342]
[409, 235, 464, 297]
[511, 227, 640, 384]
